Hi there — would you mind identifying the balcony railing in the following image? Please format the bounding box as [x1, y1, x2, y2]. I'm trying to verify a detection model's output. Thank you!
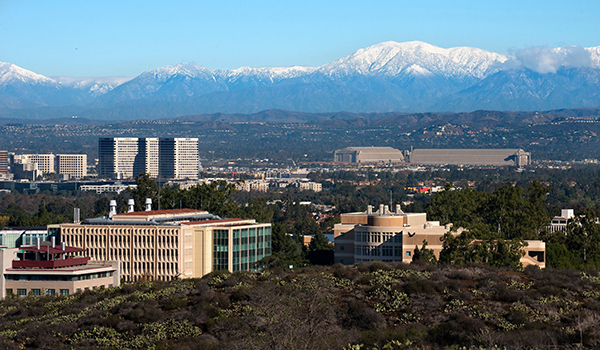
[12, 257, 90, 269]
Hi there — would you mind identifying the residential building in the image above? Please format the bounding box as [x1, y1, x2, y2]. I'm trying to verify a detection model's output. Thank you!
[334, 147, 405, 163]
[296, 181, 322, 192]
[159, 138, 199, 180]
[56, 154, 87, 179]
[80, 183, 137, 194]
[50, 205, 271, 282]
[549, 209, 575, 233]
[0, 241, 120, 299]
[236, 180, 270, 192]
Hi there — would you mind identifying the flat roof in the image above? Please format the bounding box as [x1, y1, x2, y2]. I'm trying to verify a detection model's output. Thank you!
[0, 227, 47, 231]
[5, 264, 115, 274]
[182, 218, 248, 225]
[216, 223, 270, 228]
[114, 209, 204, 217]
[336, 147, 402, 153]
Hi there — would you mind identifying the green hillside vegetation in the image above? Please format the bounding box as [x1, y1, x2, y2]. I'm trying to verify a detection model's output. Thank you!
[1, 263, 600, 349]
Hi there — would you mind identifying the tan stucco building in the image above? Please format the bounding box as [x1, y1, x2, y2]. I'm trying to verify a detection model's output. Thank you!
[334, 204, 546, 268]
[334, 204, 454, 265]
[0, 242, 120, 299]
[50, 208, 271, 282]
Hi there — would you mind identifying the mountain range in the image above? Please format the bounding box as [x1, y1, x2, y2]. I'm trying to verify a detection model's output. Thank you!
[1, 41, 600, 120]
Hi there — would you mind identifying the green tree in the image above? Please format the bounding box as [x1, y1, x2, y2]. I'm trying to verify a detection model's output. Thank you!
[413, 240, 437, 265]
[307, 231, 334, 265]
[127, 173, 159, 211]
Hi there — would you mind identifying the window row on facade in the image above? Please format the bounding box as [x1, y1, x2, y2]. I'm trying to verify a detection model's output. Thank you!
[355, 231, 403, 244]
[5, 271, 113, 282]
[354, 244, 404, 257]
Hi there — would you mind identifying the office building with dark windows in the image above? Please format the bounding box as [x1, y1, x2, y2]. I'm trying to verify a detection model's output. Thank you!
[50, 202, 271, 282]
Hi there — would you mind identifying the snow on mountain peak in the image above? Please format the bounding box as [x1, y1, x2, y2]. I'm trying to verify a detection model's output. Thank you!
[0, 61, 56, 85]
[142, 62, 215, 81]
[320, 41, 507, 79]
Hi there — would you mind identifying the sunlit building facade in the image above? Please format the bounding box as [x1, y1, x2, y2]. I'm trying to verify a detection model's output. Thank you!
[50, 207, 271, 282]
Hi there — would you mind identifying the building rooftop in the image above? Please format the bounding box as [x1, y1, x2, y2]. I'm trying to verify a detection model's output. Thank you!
[6, 263, 114, 273]
[336, 146, 402, 153]
[113, 208, 205, 217]
[0, 227, 47, 231]
[182, 218, 252, 226]
[20, 245, 84, 254]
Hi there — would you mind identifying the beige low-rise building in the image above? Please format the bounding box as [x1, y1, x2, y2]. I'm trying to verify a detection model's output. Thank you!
[50, 207, 272, 282]
[521, 240, 546, 268]
[0, 242, 120, 299]
[335, 204, 546, 268]
[334, 204, 454, 265]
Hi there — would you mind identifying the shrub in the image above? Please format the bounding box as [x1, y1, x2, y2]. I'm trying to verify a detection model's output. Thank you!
[344, 299, 386, 330]
[333, 264, 361, 281]
[162, 295, 188, 311]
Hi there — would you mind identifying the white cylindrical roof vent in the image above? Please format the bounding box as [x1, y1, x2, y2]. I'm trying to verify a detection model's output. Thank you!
[127, 199, 135, 213]
[109, 200, 117, 218]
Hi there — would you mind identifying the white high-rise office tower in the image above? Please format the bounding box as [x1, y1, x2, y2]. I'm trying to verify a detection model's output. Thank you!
[56, 154, 87, 179]
[98, 137, 197, 180]
[98, 138, 159, 179]
[159, 138, 199, 180]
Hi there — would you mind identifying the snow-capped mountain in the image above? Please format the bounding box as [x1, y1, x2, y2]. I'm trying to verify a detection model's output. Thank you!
[317, 41, 506, 80]
[53, 76, 133, 96]
[0, 62, 131, 109]
[2, 41, 600, 119]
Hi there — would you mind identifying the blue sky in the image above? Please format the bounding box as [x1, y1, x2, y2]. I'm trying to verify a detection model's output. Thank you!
[1, 0, 598, 77]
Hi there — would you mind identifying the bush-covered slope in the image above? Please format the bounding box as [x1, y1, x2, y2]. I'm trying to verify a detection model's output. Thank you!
[1, 263, 600, 349]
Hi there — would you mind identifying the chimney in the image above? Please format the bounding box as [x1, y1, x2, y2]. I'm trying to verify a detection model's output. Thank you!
[74, 207, 80, 223]
[109, 200, 117, 218]
[384, 205, 389, 214]
[145, 198, 152, 211]
[52, 236, 56, 248]
[396, 204, 403, 214]
[36, 238, 40, 250]
[61, 242, 66, 251]
[367, 205, 373, 214]
[127, 199, 135, 213]
[379, 204, 384, 215]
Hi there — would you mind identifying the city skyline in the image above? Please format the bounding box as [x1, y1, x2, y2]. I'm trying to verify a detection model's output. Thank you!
[1, 1, 598, 77]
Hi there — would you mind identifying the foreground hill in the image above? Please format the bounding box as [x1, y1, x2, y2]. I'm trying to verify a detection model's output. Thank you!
[1, 263, 600, 349]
